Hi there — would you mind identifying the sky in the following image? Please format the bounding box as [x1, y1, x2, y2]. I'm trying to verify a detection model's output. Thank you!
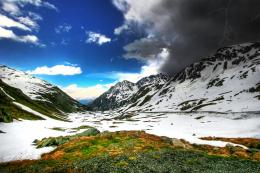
[0, 0, 259, 101]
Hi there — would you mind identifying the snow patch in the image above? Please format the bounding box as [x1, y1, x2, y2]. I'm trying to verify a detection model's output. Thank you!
[0, 87, 15, 100]
[12, 102, 50, 120]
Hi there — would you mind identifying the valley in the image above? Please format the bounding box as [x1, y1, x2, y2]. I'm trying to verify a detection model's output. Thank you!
[0, 111, 260, 172]
[0, 42, 259, 172]
[0, 111, 260, 163]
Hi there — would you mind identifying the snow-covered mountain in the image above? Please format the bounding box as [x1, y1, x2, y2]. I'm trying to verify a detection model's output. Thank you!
[91, 42, 260, 112]
[90, 74, 169, 111]
[0, 65, 86, 122]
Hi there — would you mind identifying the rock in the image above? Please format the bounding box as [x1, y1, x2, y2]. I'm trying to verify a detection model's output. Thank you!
[226, 143, 234, 147]
[76, 127, 100, 137]
[114, 112, 136, 120]
[171, 138, 186, 148]
[35, 127, 100, 148]
[161, 136, 172, 144]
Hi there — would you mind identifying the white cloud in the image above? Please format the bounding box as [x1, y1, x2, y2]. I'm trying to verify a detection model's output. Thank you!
[55, 24, 72, 34]
[21, 35, 38, 43]
[7, 0, 58, 11]
[27, 64, 82, 75]
[86, 31, 111, 45]
[112, 0, 129, 12]
[113, 48, 169, 83]
[28, 12, 42, 21]
[62, 83, 114, 100]
[2, 1, 20, 15]
[0, 26, 16, 39]
[42, 1, 58, 11]
[114, 24, 129, 35]
[84, 48, 169, 84]
[0, 0, 57, 46]
[0, 14, 31, 31]
[113, 1, 173, 74]
[1, 0, 58, 14]
[0, 26, 39, 44]
[64, 62, 78, 66]
[112, 0, 161, 33]
[18, 16, 38, 29]
[62, 49, 169, 100]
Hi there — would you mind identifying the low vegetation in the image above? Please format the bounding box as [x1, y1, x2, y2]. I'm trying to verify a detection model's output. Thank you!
[34, 127, 100, 148]
[1, 131, 260, 173]
[201, 137, 260, 150]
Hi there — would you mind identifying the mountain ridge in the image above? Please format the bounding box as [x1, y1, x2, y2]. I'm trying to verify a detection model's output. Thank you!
[90, 42, 260, 112]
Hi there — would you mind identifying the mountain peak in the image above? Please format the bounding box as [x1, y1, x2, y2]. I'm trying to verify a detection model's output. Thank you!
[136, 73, 169, 87]
[115, 80, 134, 86]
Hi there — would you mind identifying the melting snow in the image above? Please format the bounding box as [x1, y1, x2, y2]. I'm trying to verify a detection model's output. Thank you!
[0, 111, 259, 162]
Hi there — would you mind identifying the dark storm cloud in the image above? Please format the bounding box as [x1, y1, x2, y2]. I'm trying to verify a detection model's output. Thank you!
[124, 37, 169, 60]
[121, 0, 260, 75]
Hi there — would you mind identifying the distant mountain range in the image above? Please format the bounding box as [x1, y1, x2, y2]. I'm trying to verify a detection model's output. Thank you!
[0, 65, 86, 122]
[90, 42, 260, 113]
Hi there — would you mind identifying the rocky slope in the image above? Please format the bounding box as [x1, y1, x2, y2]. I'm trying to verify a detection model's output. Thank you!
[0, 65, 87, 122]
[91, 42, 260, 112]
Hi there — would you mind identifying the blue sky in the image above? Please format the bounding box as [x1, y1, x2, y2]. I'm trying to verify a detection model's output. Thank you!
[0, 1, 140, 82]
[2, 0, 255, 100]
[0, 0, 159, 100]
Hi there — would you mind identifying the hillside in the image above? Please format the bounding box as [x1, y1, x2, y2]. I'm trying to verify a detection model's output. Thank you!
[0, 65, 87, 122]
[91, 42, 260, 112]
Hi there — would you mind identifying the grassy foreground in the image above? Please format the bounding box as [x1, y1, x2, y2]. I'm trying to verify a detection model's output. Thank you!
[0, 131, 260, 173]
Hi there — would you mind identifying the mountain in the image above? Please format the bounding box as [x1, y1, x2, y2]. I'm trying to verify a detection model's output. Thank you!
[0, 65, 86, 122]
[90, 74, 169, 111]
[91, 42, 260, 112]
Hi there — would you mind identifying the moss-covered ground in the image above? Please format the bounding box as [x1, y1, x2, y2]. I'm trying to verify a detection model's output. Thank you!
[0, 131, 260, 173]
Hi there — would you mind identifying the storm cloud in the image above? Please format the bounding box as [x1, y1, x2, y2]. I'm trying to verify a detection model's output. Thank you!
[113, 0, 260, 75]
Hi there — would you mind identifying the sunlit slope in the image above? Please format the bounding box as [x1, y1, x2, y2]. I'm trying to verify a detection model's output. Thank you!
[0, 66, 87, 122]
